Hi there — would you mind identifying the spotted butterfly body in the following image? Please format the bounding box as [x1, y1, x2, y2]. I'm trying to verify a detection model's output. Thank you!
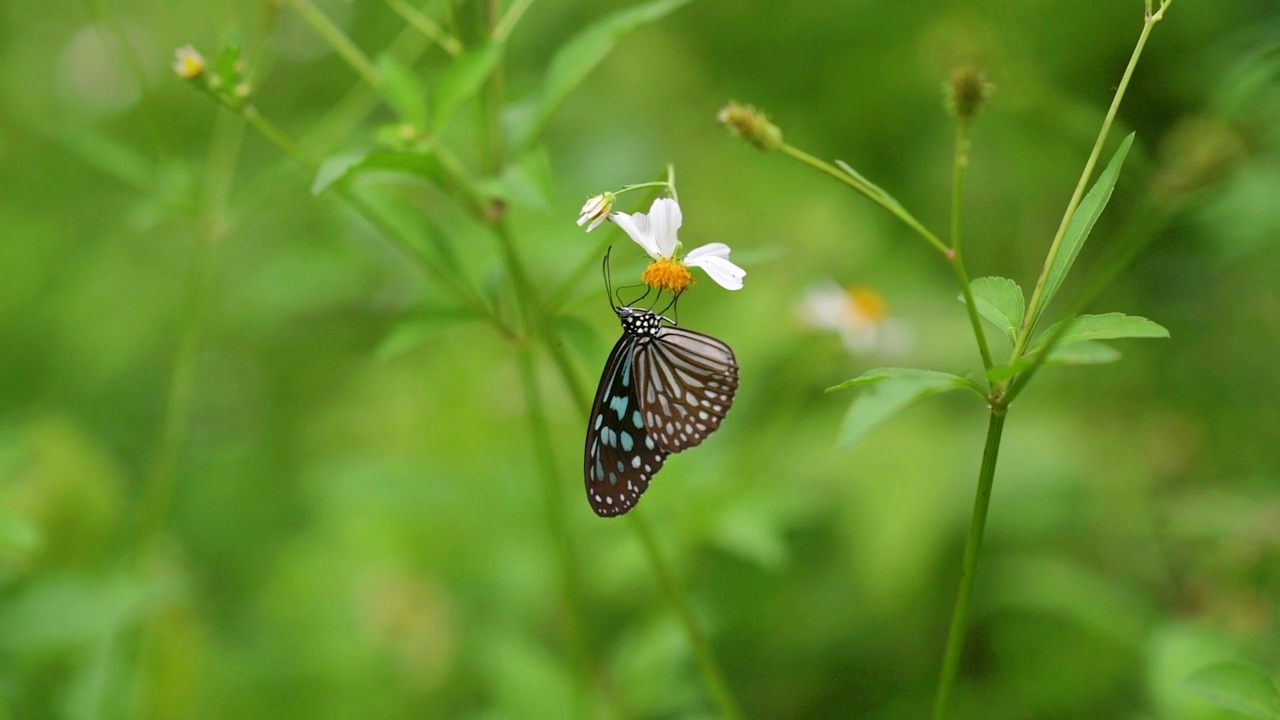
[584, 306, 739, 517]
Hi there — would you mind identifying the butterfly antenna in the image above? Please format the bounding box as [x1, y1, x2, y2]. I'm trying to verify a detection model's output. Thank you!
[657, 290, 681, 324]
[602, 246, 618, 312]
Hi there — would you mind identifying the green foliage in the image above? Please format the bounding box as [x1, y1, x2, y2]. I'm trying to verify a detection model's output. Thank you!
[828, 368, 985, 447]
[3, 0, 1279, 719]
[1186, 664, 1280, 719]
[432, 43, 504, 132]
[519, 0, 692, 149]
[1035, 133, 1136, 328]
[965, 276, 1026, 345]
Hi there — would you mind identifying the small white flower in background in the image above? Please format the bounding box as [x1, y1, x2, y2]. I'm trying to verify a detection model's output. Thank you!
[172, 45, 206, 81]
[608, 197, 746, 293]
[798, 281, 911, 356]
[577, 192, 615, 232]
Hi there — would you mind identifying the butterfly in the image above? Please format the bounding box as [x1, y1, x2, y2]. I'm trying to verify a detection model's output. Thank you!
[583, 251, 739, 517]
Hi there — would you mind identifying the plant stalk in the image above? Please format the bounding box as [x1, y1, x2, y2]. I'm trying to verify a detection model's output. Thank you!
[949, 120, 994, 375]
[932, 410, 1008, 720]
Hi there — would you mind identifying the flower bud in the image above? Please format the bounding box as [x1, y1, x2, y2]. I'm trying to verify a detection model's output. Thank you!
[718, 102, 782, 152]
[945, 66, 993, 124]
[172, 45, 206, 81]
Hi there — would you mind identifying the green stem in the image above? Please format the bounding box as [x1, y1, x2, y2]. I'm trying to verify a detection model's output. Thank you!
[630, 513, 744, 720]
[383, 0, 463, 56]
[516, 348, 592, 720]
[949, 121, 994, 374]
[1011, 3, 1169, 360]
[779, 143, 949, 256]
[482, 0, 506, 174]
[137, 109, 244, 547]
[492, 0, 536, 44]
[932, 411, 1008, 720]
[285, 0, 382, 91]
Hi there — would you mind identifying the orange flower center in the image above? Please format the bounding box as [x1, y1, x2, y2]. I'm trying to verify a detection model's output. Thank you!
[641, 258, 693, 294]
[847, 288, 888, 323]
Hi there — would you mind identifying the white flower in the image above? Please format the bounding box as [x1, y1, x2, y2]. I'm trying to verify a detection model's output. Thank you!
[609, 198, 746, 292]
[798, 281, 911, 356]
[576, 193, 614, 232]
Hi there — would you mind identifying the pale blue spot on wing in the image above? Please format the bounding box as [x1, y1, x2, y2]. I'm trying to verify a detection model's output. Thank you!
[620, 432, 633, 452]
[609, 394, 629, 419]
[632, 410, 643, 428]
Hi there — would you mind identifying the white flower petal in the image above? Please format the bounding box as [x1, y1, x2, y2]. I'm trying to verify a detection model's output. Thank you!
[646, 198, 682, 258]
[608, 210, 660, 258]
[685, 245, 745, 290]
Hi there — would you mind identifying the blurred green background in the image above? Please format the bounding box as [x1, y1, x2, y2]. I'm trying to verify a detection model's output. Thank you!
[3, 0, 1280, 718]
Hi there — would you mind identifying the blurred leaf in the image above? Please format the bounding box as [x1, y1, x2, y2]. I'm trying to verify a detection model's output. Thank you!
[986, 341, 1121, 383]
[350, 188, 462, 273]
[963, 276, 1026, 344]
[55, 127, 154, 192]
[1030, 312, 1169, 352]
[377, 310, 477, 361]
[827, 368, 984, 447]
[519, 0, 691, 148]
[554, 314, 607, 366]
[213, 32, 242, 88]
[1185, 663, 1280, 719]
[312, 149, 443, 195]
[477, 147, 556, 211]
[377, 54, 427, 129]
[432, 43, 503, 132]
[712, 503, 789, 571]
[1036, 132, 1135, 326]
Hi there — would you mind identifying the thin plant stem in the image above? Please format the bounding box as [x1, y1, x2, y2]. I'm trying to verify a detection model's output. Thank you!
[630, 513, 744, 720]
[383, 0, 463, 56]
[284, 0, 383, 91]
[932, 410, 1007, 720]
[137, 109, 243, 548]
[1010, 1, 1171, 360]
[483, 0, 506, 174]
[516, 347, 592, 720]
[934, 7, 1173, 719]
[778, 143, 950, 256]
[492, 0, 536, 44]
[949, 121, 994, 374]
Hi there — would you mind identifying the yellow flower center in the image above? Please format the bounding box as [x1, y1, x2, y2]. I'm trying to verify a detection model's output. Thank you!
[641, 258, 693, 294]
[847, 288, 888, 323]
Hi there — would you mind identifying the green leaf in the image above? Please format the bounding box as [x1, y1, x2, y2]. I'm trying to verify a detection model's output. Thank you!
[520, 0, 691, 148]
[1185, 663, 1280, 719]
[377, 54, 428, 129]
[312, 149, 443, 195]
[986, 341, 1121, 383]
[1030, 312, 1169, 353]
[833, 160, 908, 215]
[432, 43, 504, 132]
[377, 311, 475, 361]
[476, 147, 556, 211]
[1036, 132, 1135, 326]
[827, 368, 984, 448]
[962, 276, 1025, 344]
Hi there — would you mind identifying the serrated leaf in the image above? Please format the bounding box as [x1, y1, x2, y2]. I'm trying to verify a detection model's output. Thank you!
[520, 0, 690, 148]
[377, 55, 427, 129]
[963, 277, 1025, 344]
[827, 368, 984, 448]
[1030, 312, 1169, 353]
[1185, 663, 1280, 719]
[1036, 132, 1135, 326]
[432, 43, 503, 132]
[312, 149, 443, 195]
